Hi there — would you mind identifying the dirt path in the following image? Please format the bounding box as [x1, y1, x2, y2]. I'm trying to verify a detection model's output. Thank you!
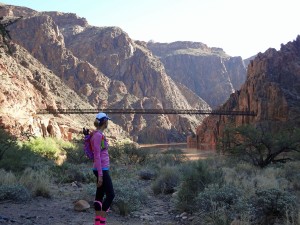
[0, 181, 185, 225]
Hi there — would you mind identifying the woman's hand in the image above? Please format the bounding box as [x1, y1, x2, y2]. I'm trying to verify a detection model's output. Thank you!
[97, 176, 103, 187]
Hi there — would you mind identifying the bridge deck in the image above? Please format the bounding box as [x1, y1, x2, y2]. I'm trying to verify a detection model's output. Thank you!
[37, 108, 256, 116]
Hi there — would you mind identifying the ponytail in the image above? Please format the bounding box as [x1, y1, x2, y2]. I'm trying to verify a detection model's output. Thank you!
[94, 118, 107, 128]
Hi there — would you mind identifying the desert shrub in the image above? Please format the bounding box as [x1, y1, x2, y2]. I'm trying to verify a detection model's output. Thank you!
[191, 185, 250, 225]
[113, 178, 148, 216]
[191, 207, 232, 225]
[0, 169, 18, 185]
[234, 162, 258, 177]
[223, 166, 253, 191]
[0, 184, 31, 202]
[19, 168, 51, 198]
[50, 163, 94, 184]
[176, 160, 224, 212]
[196, 185, 242, 212]
[151, 166, 180, 194]
[251, 172, 289, 191]
[138, 168, 156, 180]
[249, 188, 297, 225]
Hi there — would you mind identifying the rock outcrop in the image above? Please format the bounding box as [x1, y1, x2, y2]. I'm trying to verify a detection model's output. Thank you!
[193, 36, 300, 150]
[147, 42, 247, 108]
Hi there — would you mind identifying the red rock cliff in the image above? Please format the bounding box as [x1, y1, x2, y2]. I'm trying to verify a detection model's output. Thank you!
[194, 36, 300, 150]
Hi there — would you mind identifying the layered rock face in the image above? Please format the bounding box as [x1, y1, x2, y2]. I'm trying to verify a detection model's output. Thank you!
[1, 4, 210, 143]
[194, 36, 300, 150]
[147, 42, 247, 108]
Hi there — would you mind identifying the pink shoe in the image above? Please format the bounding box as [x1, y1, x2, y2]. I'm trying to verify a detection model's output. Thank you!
[95, 216, 106, 225]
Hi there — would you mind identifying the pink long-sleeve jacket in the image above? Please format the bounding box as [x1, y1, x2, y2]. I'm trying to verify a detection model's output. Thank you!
[91, 130, 110, 176]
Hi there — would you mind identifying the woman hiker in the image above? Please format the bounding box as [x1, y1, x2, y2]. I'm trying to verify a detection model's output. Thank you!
[91, 112, 115, 225]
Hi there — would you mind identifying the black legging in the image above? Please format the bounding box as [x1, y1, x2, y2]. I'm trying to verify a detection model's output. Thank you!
[93, 170, 115, 212]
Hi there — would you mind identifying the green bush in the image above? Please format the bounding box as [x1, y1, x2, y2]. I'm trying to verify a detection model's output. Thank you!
[0, 143, 47, 172]
[0, 184, 31, 202]
[113, 178, 147, 216]
[151, 166, 180, 194]
[249, 188, 297, 225]
[22, 137, 64, 160]
[176, 160, 224, 212]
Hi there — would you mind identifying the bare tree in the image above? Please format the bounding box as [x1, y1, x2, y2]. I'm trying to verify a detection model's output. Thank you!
[218, 124, 300, 168]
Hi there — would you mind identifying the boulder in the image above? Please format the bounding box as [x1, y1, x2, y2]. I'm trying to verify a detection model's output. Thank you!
[73, 200, 90, 212]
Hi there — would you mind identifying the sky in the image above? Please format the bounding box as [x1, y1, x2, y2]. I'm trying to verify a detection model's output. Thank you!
[1, 0, 300, 59]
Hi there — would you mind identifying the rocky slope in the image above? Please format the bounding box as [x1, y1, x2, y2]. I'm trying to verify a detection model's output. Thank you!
[0, 4, 211, 143]
[194, 36, 300, 150]
[147, 42, 247, 108]
[0, 38, 127, 142]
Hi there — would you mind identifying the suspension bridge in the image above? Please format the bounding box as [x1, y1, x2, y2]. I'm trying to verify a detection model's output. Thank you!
[37, 108, 256, 116]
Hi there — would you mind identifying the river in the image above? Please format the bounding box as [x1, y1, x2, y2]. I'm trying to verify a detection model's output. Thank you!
[139, 143, 216, 160]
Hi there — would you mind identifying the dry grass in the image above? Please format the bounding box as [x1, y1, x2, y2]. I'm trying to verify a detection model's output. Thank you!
[19, 168, 51, 198]
[223, 162, 295, 198]
[0, 169, 18, 185]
